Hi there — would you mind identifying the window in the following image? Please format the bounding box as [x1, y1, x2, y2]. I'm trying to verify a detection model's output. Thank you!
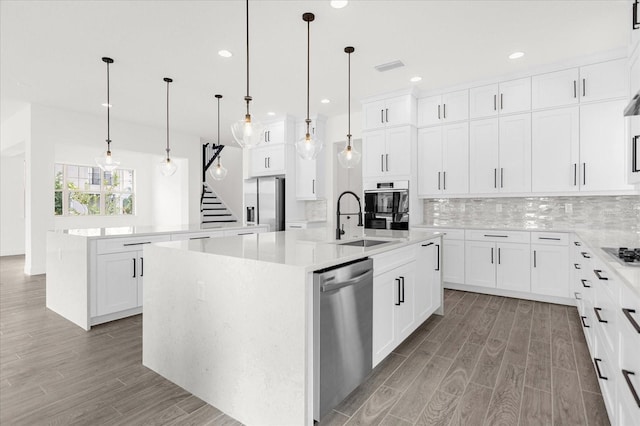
[54, 163, 134, 216]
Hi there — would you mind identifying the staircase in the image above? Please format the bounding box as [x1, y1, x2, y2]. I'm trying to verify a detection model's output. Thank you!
[201, 183, 237, 226]
[201, 142, 237, 226]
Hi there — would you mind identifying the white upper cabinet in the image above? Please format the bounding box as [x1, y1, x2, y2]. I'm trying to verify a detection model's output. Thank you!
[249, 144, 287, 177]
[262, 120, 286, 144]
[580, 99, 634, 192]
[417, 90, 469, 127]
[532, 68, 580, 109]
[579, 59, 628, 103]
[469, 118, 499, 194]
[532, 106, 580, 193]
[418, 122, 469, 196]
[470, 78, 531, 118]
[363, 95, 416, 131]
[362, 126, 413, 180]
[295, 117, 326, 200]
[417, 127, 442, 196]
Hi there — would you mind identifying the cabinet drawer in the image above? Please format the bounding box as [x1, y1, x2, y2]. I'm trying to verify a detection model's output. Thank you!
[589, 263, 619, 304]
[593, 280, 618, 356]
[465, 229, 530, 243]
[96, 235, 171, 255]
[531, 232, 568, 245]
[372, 243, 419, 276]
[171, 231, 224, 241]
[413, 227, 464, 241]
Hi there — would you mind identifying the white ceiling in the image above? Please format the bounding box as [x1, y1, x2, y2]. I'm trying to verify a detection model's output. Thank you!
[0, 0, 630, 147]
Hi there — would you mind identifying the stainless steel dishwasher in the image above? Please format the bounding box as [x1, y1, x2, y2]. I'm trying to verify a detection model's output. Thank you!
[313, 257, 373, 421]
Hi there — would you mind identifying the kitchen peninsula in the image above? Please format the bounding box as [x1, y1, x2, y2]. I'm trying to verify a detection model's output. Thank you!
[141, 228, 443, 425]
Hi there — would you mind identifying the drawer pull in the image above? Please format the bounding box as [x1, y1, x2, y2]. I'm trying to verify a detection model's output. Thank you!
[395, 278, 401, 306]
[123, 241, 152, 246]
[422, 242, 434, 247]
[484, 234, 508, 238]
[436, 244, 440, 271]
[622, 309, 640, 334]
[581, 252, 591, 259]
[581, 279, 591, 288]
[189, 236, 211, 240]
[132, 258, 136, 278]
[594, 358, 607, 380]
[539, 237, 561, 241]
[580, 316, 590, 328]
[593, 307, 607, 323]
[574, 263, 581, 270]
[593, 269, 608, 280]
[574, 241, 581, 246]
[574, 292, 581, 300]
[622, 370, 640, 408]
[237, 232, 254, 235]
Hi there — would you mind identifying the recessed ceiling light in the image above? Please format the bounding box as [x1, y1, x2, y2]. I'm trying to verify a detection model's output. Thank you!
[101, 103, 112, 108]
[509, 51, 525, 59]
[410, 76, 422, 83]
[267, 111, 276, 116]
[330, 1, 348, 9]
[320, 98, 330, 104]
[218, 50, 233, 58]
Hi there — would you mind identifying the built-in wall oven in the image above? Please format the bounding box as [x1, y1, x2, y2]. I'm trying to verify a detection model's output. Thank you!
[364, 181, 409, 230]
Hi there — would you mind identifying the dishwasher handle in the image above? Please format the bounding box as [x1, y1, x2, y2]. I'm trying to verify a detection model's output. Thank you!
[320, 270, 372, 292]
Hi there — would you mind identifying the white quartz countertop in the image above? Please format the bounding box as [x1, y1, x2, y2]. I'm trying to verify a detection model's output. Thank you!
[154, 228, 441, 272]
[47, 223, 265, 239]
[414, 222, 640, 298]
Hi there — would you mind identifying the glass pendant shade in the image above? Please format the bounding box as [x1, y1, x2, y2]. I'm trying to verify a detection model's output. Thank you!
[95, 150, 120, 172]
[209, 160, 228, 181]
[159, 158, 178, 176]
[231, 115, 264, 149]
[296, 132, 322, 160]
[337, 142, 361, 169]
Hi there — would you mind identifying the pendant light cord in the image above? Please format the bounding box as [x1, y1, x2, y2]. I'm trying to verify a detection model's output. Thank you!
[106, 60, 111, 149]
[347, 49, 351, 145]
[245, 0, 251, 116]
[217, 95, 222, 166]
[166, 79, 170, 158]
[306, 18, 310, 134]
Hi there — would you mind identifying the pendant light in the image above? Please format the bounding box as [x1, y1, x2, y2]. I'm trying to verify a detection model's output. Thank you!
[337, 46, 361, 168]
[210, 94, 228, 181]
[231, 0, 264, 148]
[296, 12, 322, 160]
[159, 77, 178, 176]
[95, 57, 120, 172]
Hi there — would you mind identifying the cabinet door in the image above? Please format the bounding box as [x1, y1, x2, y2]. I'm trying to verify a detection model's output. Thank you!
[531, 107, 580, 192]
[499, 113, 531, 193]
[531, 68, 579, 109]
[372, 268, 398, 366]
[417, 95, 442, 127]
[362, 130, 387, 180]
[442, 122, 469, 195]
[579, 59, 628, 102]
[296, 157, 317, 199]
[385, 126, 412, 178]
[266, 144, 286, 174]
[263, 120, 285, 144]
[442, 90, 469, 123]
[417, 127, 443, 196]
[531, 244, 569, 297]
[470, 84, 499, 119]
[580, 100, 633, 191]
[249, 146, 270, 177]
[469, 118, 499, 194]
[96, 252, 139, 316]
[443, 239, 465, 284]
[415, 242, 438, 322]
[363, 100, 386, 131]
[499, 77, 531, 114]
[496, 243, 531, 292]
[395, 263, 416, 343]
[385, 95, 414, 127]
[465, 241, 496, 288]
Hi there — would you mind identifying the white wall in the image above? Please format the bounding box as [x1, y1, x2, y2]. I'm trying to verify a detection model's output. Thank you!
[18, 104, 201, 274]
[0, 154, 25, 255]
[206, 144, 243, 219]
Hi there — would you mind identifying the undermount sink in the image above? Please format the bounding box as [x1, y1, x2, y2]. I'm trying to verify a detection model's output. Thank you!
[338, 239, 390, 247]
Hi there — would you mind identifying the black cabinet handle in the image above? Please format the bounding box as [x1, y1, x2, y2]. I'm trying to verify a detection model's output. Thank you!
[574, 263, 581, 269]
[583, 163, 586, 185]
[386, 154, 389, 172]
[622, 370, 640, 408]
[500, 168, 504, 188]
[581, 316, 590, 328]
[574, 241, 581, 246]
[573, 163, 577, 186]
[494, 168, 497, 188]
[581, 279, 591, 288]
[500, 93, 504, 110]
[438, 171, 441, 190]
[581, 252, 591, 259]
[438, 104, 441, 120]
[312, 179, 315, 194]
[573, 80, 577, 98]
[594, 307, 607, 323]
[533, 250, 536, 268]
[140, 257, 143, 277]
[237, 232, 254, 236]
[395, 278, 401, 306]
[484, 234, 508, 238]
[400, 276, 405, 303]
[622, 309, 640, 333]
[123, 241, 151, 247]
[132, 258, 136, 278]
[381, 109, 384, 124]
[443, 171, 446, 190]
[385, 108, 389, 123]
[594, 358, 607, 380]
[381, 155, 384, 172]
[593, 269, 608, 280]
[582, 78, 586, 97]
[190, 236, 210, 240]
[264, 157, 267, 169]
[539, 237, 561, 241]
[443, 104, 446, 119]
[422, 242, 434, 247]
[436, 244, 440, 271]
[498, 247, 501, 265]
[494, 94, 497, 111]
[574, 292, 581, 300]
[491, 247, 494, 264]
[633, 136, 639, 173]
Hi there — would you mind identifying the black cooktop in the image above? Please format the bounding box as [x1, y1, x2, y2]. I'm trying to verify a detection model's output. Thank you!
[602, 247, 640, 267]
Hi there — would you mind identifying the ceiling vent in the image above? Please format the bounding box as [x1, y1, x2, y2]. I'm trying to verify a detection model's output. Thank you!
[374, 60, 405, 72]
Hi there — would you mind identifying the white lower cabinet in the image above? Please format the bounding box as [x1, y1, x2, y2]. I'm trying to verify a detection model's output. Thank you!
[442, 238, 465, 284]
[415, 241, 440, 321]
[531, 243, 569, 298]
[96, 250, 142, 316]
[465, 241, 496, 288]
[465, 241, 530, 291]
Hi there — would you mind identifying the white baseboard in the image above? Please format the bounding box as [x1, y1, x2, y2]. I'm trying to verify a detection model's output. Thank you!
[443, 282, 576, 307]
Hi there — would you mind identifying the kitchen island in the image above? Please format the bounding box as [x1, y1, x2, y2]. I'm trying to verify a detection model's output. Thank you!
[45, 223, 268, 330]
[141, 228, 443, 425]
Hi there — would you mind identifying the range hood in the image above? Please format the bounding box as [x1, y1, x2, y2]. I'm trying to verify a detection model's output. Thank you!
[624, 89, 640, 116]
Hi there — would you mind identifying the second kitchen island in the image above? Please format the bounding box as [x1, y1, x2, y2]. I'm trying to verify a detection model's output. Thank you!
[142, 228, 442, 425]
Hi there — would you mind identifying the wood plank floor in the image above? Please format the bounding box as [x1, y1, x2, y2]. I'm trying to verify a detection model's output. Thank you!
[0, 255, 609, 425]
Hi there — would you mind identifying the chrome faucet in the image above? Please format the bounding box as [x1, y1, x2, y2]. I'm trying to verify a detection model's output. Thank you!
[336, 191, 364, 240]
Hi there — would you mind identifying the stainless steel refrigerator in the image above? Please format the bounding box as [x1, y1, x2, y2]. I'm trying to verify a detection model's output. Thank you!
[244, 176, 285, 231]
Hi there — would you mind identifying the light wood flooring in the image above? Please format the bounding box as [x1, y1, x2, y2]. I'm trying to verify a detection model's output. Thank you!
[1, 255, 609, 425]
